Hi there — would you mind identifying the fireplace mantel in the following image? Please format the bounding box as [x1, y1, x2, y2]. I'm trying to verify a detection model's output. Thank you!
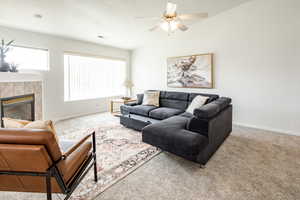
[0, 72, 42, 83]
[0, 81, 43, 120]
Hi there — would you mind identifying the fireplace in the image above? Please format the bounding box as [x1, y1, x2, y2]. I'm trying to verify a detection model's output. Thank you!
[0, 94, 35, 127]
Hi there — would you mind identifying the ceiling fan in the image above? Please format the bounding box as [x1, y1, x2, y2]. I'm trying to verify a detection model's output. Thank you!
[137, 2, 208, 34]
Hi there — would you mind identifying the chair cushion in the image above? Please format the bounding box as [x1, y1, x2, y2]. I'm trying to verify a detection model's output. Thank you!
[128, 105, 158, 117]
[3, 118, 60, 143]
[2, 118, 30, 128]
[0, 129, 62, 162]
[149, 107, 184, 120]
[59, 140, 76, 153]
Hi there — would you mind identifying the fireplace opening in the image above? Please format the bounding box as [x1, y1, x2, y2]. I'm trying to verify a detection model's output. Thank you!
[0, 94, 35, 127]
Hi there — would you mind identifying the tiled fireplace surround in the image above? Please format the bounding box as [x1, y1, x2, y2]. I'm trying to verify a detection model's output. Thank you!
[0, 81, 43, 120]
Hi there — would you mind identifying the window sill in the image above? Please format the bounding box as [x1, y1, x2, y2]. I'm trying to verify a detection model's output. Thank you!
[0, 72, 43, 82]
[64, 95, 123, 103]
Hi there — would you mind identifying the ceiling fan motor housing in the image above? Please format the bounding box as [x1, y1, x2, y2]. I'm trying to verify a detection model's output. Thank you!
[164, 11, 177, 21]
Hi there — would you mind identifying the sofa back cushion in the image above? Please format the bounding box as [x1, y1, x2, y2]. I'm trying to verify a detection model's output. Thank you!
[137, 91, 219, 110]
[159, 91, 189, 110]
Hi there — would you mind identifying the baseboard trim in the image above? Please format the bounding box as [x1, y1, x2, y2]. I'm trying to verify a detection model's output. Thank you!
[233, 122, 299, 136]
[53, 110, 107, 123]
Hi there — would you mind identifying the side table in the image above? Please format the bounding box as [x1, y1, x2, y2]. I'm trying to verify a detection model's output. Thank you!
[110, 98, 136, 116]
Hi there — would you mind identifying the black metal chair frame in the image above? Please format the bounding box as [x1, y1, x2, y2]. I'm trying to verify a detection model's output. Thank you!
[0, 131, 98, 200]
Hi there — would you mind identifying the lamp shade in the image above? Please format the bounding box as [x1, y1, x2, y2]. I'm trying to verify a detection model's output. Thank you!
[123, 80, 134, 88]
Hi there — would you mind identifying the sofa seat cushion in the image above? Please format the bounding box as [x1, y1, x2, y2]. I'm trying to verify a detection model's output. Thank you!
[128, 105, 158, 117]
[142, 116, 208, 159]
[179, 112, 194, 118]
[149, 107, 184, 120]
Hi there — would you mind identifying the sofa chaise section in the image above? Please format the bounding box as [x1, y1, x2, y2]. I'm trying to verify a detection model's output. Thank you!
[142, 116, 209, 161]
[120, 91, 232, 165]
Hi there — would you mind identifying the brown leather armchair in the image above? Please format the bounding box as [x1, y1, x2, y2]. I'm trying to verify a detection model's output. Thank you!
[0, 128, 97, 200]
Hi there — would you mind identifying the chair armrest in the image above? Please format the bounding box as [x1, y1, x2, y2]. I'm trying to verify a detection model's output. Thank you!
[62, 131, 95, 159]
[57, 132, 95, 183]
[193, 97, 232, 119]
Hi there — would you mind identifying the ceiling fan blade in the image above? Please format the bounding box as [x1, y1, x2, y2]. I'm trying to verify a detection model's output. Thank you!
[149, 25, 160, 32]
[166, 2, 177, 16]
[177, 23, 189, 31]
[135, 16, 161, 20]
[178, 13, 208, 20]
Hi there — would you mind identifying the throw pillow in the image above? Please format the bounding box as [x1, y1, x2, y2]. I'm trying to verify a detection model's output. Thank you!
[186, 95, 209, 114]
[2, 117, 29, 128]
[142, 91, 160, 106]
[24, 120, 59, 142]
[3, 118, 59, 142]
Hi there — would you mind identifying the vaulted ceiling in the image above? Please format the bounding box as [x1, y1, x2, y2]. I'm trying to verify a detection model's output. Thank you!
[0, 0, 252, 49]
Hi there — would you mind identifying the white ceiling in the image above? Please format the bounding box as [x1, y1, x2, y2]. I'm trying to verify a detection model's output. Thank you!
[0, 0, 251, 49]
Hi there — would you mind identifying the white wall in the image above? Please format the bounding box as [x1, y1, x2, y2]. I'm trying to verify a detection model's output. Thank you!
[132, 0, 300, 135]
[0, 26, 131, 120]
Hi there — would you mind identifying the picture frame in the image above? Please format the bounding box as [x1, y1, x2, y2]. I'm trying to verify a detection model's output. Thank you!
[167, 53, 213, 88]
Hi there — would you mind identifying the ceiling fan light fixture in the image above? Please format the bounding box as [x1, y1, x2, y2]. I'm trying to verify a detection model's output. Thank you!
[170, 20, 179, 31]
[160, 20, 179, 32]
[138, 2, 208, 34]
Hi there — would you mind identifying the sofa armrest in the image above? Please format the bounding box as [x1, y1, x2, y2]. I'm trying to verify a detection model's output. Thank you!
[193, 97, 232, 119]
[58, 139, 92, 183]
[121, 104, 131, 115]
[137, 93, 144, 104]
[125, 102, 138, 106]
[187, 117, 209, 137]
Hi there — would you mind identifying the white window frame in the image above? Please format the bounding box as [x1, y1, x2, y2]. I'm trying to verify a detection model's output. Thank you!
[5, 45, 49, 72]
[64, 52, 128, 102]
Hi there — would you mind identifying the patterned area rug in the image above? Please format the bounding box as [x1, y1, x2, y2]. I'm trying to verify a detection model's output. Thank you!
[0, 120, 161, 200]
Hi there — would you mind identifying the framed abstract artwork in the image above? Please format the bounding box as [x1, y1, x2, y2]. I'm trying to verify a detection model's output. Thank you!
[167, 53, 213, 88]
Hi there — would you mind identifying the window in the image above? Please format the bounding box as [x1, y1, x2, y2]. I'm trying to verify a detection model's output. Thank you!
[5, 46, 49, 71]
[64, 53, 127, 101]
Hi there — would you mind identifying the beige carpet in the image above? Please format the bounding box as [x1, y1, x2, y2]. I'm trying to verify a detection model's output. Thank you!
[1, 113, 299, 200]
[96, 124, 300, 200]
[0, 114, 160, 200]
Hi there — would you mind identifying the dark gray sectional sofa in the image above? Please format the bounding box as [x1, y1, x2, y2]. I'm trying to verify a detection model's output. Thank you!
[120, 91, 232, 165]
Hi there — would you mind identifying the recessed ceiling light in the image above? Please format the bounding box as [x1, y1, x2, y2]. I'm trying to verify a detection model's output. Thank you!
[34, 14, 43, 19]
[97, 35, 104, 39]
